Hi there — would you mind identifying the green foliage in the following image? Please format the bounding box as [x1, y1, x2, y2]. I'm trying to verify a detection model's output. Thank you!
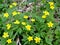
[0, 0, 60, 45]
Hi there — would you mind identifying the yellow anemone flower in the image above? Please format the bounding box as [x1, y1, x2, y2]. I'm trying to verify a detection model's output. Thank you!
[27, 36, 33, 41]
[2, 32, 9, 38]
[7, 39, 12, 44]
[34, 37, 41, 43]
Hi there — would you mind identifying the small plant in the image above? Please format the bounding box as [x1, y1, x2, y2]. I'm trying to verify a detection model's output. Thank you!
[0, 0, 60, 45]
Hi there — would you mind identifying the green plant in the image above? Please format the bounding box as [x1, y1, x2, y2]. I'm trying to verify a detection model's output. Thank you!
[0, 0, 60, 45]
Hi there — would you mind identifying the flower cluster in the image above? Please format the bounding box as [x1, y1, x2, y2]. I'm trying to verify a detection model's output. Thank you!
[0, 1, 56, 45]
[9, 2, 17, 8]
[42, 10, 54, 27]
[2, 32, 12, 44]
[27, 36, 41, 43]
[42, 10, 49, 19]
[2, 2, 18, 44]
[2, 2, 36, 44]
[49, 2, 55, 10]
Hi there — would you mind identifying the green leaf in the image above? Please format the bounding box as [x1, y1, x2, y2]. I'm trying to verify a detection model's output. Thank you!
[18, 28, 22, 34]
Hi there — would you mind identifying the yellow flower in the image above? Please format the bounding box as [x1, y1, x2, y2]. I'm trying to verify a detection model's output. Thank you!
[9, 5, 13, 8]
[27, 36, 33, 41]
[47, 21, 53, 27]
[2, 32, 9, 38]
[14, 20, 20, 24]
[12, 2, 17, 6]
[7, 39, 12, 44]
[49, 2, 54, 6]
[12, 11, 17, 16]
[31, 18, 35, 22]
[43, 10, 49, 15]
[4, 13, 9, 18]
[34, 37, 41, 43]
[50, 6, 54, 10]
[42, 15, 47, 19]
[48, 2, 54, 10]
[25, 25, 31, 31]
[24, 15, 28, 19]
[6, 24, 11, 30]
[22, 22, 26, 25]
[17, 12, 21, 14]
